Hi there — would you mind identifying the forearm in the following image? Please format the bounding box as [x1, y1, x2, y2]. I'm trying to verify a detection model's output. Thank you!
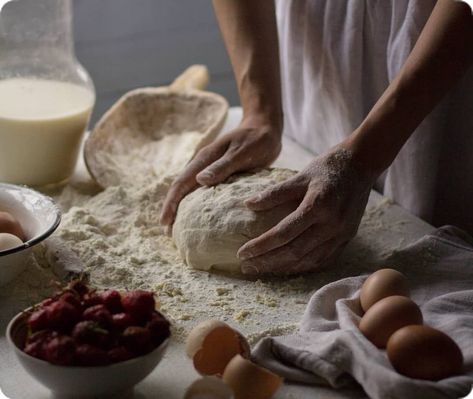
[346, 0, 473, 177]
[212, 0, 282, 129]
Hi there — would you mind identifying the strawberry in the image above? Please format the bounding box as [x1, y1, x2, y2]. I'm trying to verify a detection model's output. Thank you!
[82, 304, 113, 328]
[46, 300, 80, 332]
[83, 292, 103, 308]
[75, 344, 110, 366]
[121, 291, 155, 322]
[58, 292, 82, 311]
[100, 290, 122, 314]
[24, 340, 45, 360]
[121, 326, 152, 355]
[68, 280, 89, 298]
[28, 308, 50, 332]
[146, 312, 170, 346]
[112, 313, 135, 332]
[72, 321, 111, 348]
[43, 335, 76, 366]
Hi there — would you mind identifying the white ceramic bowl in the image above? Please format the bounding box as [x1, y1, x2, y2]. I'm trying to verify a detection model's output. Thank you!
[0, 183, 61, 286]
[7, 311, 169, 398]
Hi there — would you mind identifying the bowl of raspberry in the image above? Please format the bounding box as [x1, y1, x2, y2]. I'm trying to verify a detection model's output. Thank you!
[6, 280, 171, 398]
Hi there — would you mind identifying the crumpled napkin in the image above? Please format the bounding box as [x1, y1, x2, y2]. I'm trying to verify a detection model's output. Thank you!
[253, 226, 473, 399]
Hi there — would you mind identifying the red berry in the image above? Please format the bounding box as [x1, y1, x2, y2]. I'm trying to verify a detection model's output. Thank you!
[146, 312, 170, 347]
[26, 330, 58, 346]
[100, 290, 123, 314]
[75, 344, 110, 366]
[121, 291, 155, 322]
[24, 341, 44, 359]
[28, 308, 50, 332]
[43, 335, 76, 366]
[108, 346, 134, 363]
[46, 300, 81, 332]
[83, 292, 103, 308]
[40, 298, 55, 307]
[68, 280, 89, 297]
[59, 292, 82, 311]
[72, 321, 110, 348]
[121, 326, 152, 355]
[112, 313, 135, 331]
[82, 304, 113, 328]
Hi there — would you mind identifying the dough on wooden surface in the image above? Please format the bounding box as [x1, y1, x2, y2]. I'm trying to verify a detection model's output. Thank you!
[172, 168, 297, 273]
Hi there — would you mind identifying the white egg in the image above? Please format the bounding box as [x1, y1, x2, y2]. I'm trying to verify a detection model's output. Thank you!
[0, 232, 23, 252]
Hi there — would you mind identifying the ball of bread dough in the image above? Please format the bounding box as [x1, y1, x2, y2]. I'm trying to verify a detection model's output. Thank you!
[172, 168, 297, 273]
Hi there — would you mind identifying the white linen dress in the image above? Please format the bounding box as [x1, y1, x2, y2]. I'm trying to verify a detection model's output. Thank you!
[275, 0, 473, 233]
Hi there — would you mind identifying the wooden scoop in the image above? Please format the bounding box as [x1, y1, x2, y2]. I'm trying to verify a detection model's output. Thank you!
[84, 65, 229, 188]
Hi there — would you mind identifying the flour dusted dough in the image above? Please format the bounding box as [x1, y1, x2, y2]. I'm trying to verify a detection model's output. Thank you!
[172, 168, 297, 273]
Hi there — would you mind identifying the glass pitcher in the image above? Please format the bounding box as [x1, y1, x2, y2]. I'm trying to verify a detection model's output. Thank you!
[0, 0, 95, 187]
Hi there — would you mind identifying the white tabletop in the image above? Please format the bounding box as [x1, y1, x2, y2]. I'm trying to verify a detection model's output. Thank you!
[0, 108, 435, 399]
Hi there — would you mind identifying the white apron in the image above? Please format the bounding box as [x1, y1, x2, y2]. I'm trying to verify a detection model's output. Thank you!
[275, 0, 473, 234]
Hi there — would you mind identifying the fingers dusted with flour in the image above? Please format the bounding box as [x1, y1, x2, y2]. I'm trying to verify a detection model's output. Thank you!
[238, 147, 375, 275]
[160, 121, 282, 226]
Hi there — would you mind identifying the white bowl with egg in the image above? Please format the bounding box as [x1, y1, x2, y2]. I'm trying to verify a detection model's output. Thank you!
[0, 183, 61, 285]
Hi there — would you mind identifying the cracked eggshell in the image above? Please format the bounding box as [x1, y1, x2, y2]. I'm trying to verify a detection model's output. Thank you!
[184, 376, 233, 399]
[186, 320, 250, 376]
[0, 211, 25, 241]
[222, 355, 283, 399]
[360, 268, 410, 312]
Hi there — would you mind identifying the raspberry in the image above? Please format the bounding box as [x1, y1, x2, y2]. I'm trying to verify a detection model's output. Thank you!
[146, 312, 170, 347]
[72, 321, 110, 348]
[112, 313, 135, 331]
[121, 326, 152, 355]
[100, 290, 122, 314]
[108, 346, 134, 363]
[121, 291, 155, 322]
[43, 335, 76, 366]
[46, 300, 80, 332]
[28, 308, 50, 332]
[82, 304, 113, 328]
[75, 344, 110, 366]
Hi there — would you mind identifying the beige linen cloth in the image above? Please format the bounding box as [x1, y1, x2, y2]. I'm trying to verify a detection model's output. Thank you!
[253, 226, 473, 399]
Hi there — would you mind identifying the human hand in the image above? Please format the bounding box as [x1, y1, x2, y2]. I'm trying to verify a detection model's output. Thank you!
[237, 147, 376, 275]
[160, 118, 282, 226]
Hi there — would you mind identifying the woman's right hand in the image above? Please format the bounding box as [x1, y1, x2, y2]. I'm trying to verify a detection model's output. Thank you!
[160, 117, 282, 226]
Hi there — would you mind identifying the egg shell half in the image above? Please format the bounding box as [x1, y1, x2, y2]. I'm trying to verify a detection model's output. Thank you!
[222, 355, 283, 399]
[359, 295, 423, 348]
[184, 376, 233, 399]
[387, 325, 463, 380]
[186, 320, 250, 376]
[360, 268, 410, 312]
[0, 211, 25, 241]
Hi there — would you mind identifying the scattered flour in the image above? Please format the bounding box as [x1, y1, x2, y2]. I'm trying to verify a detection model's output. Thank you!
[0, 131, 423, 344]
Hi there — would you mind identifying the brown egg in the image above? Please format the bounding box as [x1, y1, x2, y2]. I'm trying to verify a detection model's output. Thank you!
[0, 211, 25, 241]
[387, 325, 463, 380]
[359, 295, 423, 348]
[186, 320, 250, 376]
[360, 268, 409, 312]
[222, 355, 283, 399]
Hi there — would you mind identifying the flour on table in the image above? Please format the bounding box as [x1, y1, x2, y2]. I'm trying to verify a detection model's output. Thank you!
[0, 130, 416, 343]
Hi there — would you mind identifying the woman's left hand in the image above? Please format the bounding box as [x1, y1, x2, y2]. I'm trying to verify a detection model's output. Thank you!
[237, 146, 376, 275]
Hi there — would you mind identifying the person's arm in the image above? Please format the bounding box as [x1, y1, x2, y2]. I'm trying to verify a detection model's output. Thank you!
[346, 0, 473, 177]
[160, 0, 282, 226]
[238, 0, 473, 275]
